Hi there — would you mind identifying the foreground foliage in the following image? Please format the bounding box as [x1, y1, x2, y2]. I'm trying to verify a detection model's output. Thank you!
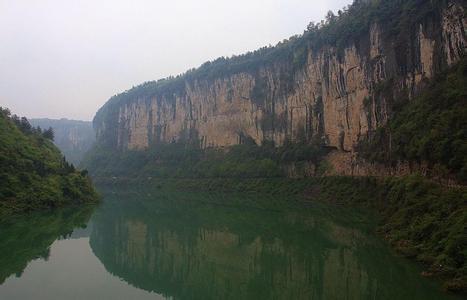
[0, 108, 99, 215]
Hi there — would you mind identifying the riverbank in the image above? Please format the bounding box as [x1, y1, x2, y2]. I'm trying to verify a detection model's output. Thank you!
[97, 175, 467, 293]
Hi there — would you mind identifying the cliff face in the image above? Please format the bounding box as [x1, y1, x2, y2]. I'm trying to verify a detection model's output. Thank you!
[94, 1, 466, 157]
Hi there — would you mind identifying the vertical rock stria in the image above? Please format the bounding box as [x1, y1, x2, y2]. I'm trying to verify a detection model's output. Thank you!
[93, 1, 466, 171]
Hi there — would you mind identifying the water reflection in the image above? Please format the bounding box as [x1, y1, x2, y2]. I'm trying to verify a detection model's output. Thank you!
[89, 187, 455, 300]
[0, 205, 94, 284]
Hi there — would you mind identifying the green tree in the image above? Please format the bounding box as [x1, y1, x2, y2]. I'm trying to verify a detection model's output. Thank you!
[43, 127, 54, 141]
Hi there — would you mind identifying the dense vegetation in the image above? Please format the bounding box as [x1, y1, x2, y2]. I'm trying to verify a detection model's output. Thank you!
[359, 59, 467, 182]
[0, 108, 99, 216]
[83, 139, 329, 179]
[30, 118, 95, 165]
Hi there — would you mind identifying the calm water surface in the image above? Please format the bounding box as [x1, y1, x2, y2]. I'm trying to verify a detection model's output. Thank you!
[0, 185, 461, 300]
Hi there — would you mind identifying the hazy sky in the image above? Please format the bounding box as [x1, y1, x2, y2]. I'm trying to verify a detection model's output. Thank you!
[0, 0, 351, 121]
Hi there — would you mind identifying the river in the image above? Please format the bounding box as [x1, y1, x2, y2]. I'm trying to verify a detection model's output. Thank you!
[0, 184, 460, 299]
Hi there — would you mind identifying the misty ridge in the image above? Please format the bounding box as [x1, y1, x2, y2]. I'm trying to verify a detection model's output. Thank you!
[29, 118, 95, 165]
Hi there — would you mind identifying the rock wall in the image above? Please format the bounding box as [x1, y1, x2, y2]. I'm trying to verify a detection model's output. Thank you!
[94, 1, 466, 157]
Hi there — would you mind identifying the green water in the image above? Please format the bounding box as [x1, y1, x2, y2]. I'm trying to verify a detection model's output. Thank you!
[0, 185, 461, 300]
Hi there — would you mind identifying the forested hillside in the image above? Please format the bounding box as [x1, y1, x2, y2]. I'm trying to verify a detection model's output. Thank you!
[0, 108, 98, 215]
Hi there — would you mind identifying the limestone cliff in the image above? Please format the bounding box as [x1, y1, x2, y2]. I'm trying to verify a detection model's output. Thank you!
[93, 0, 466, 163]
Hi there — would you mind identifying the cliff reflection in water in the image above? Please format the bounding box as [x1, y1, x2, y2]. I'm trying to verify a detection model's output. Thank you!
[89, 186, 450, 300]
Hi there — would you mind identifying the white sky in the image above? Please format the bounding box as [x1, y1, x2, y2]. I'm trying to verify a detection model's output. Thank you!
[0, 0, 351, 121]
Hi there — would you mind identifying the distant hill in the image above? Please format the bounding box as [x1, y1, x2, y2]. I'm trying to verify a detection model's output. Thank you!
[30, 118, 95, 165]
